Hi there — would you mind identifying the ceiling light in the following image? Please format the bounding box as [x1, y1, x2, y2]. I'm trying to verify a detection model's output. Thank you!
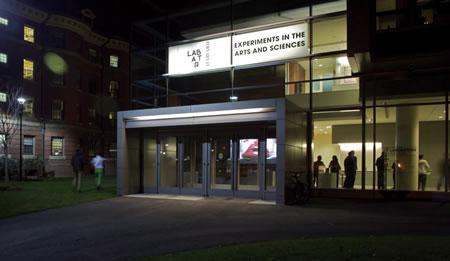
[229, 96, 238, 101]
[131, 107, 274, 121]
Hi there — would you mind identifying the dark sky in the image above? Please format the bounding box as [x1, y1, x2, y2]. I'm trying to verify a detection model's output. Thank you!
[17, 0, 132, 40]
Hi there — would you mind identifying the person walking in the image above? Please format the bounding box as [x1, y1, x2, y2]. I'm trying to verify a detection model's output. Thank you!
[376, 152, 386, 190]
[313, 155, 326, 188]
[70, 149, 84, 192]
[418, 154, 431, 191]
[344, 151, 357, 189]
[329, 155, 341, 188]
[91, 152, 105, 190]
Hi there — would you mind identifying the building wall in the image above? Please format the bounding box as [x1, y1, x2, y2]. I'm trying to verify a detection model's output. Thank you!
[0, 0, 129, 177]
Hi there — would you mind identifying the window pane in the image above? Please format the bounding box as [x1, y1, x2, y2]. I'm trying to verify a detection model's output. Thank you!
[312, 15, 347, 54]
[0, 17, 8, 26]
[51, 137, 64, 156]
[23, 59, 34, 80]
[312, 0, 346, 16]
[0, 92, 6, 102]
[109, 55, 119, 67]
[238, 139, 259, 191]
[24, 26, 35, 43]
[0, 53, 7, 64]
[109, 81, 119, 97]
[24, 100, 33, 115]
[23, 136, 34, 155]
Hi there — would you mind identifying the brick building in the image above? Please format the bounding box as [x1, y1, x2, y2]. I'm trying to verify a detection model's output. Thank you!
[0, 0, 130, 177]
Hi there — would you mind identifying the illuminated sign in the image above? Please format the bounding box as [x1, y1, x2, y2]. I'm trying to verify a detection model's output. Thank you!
[167, 23, 308, 76]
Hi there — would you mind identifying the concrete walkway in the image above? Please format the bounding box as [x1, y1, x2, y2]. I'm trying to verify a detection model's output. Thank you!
[1, 197, 450, 261]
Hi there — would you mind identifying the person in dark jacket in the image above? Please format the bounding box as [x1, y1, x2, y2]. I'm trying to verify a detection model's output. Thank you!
[376, 152, 386, 190]
[328, 155, 341, 188]
[71, 149, 84, 192]
[343, 151, 357, 189]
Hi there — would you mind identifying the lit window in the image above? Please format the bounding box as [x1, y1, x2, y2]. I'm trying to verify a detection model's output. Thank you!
[24, 100, 33, 115]
[109, 111, 115, 120]
[0, 134, 5, 148]
[24, 26, 35, 43]
[23, 59, 34, 80]
[23, 136, 35, 155]
[52, 100, 64, 120]
[51, 137, 64, 156]
[109, 55, 119, 68]
[0, 17, 8, 26]
[0, 53, 7, 64]
[109, 81, 119, 97]
[0, 92, 6, 102]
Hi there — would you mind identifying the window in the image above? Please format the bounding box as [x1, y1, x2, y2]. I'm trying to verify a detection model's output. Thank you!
[0, 92, 6, 102]
[24, 26, 35, 43]
[48, 30, 65, 48]
[23, 136, 35, 156]
[88, 48, 97, 63]
[51, 71, 64, 86]
[89, 79, 97, 94]
[51, 100, 64, 120]
[0, 134, 4, 148]
[51, 137, 64, 156]
[88, 108, 96, 125]
[109, 55, 119, 68]
[0, 53, 7, 64]
[108, 111, 115, 120]
[23, 100, 33, 115]
[109, 81, 119, 97]
[23, 59, 34, 80]
[0, 16, 8, 26]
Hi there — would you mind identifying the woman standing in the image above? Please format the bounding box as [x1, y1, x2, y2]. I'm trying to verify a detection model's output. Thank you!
[329, 155, 341, 188]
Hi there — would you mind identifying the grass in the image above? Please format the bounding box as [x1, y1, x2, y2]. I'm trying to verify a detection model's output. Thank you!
[0, 176, 116, 219]
[145, 236, 450, 261]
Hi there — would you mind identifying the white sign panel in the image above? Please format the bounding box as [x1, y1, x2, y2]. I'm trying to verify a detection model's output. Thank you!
[232, 23, 308, 67]
[168, 37, 231, 75]
[167, 23, 308, 75]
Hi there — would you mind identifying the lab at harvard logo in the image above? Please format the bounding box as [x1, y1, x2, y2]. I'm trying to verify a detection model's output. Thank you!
[187, 40, 210, 69]
[187, 49, 201, 68]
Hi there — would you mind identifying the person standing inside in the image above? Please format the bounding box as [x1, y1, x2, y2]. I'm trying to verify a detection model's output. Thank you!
[376, 152, 386, 190]
[328, 155, 341, 188]
[344, 151, 357, 189]
[313, 155, 325, 188]
[70, 149, 84, 192]
[91, 152, 105, 190]
[418, 154, 431, 191]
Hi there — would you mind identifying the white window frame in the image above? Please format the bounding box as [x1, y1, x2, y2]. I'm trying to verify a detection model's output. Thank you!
[24, 25, 35, 43]
[109, 55, 119, 68]
[0, 52, 7, 64]
[23, 136, 35, 157]
[0, 92, 6, 103]
[0, 17, 8, 26]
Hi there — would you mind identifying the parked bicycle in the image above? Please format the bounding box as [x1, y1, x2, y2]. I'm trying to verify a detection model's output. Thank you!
[287, 171, 311, 205]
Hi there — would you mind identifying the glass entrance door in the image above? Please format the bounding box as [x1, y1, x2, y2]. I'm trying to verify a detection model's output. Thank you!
[180, 137, 204, 194]
[238, 139, 260, 191]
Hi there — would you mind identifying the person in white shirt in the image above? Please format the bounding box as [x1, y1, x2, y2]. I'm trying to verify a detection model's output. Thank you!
[91, 152, 105, 190]
[418, 154, 431, 191]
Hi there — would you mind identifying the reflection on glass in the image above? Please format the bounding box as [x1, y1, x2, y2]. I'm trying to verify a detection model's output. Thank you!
[312, 15, 347, 54]
[266, 138, 277, 191]
[182, 137, 202, 189]
[238, 139, 259, 191]
[160, 136, 177, 188]
[211, 139, 232, 190]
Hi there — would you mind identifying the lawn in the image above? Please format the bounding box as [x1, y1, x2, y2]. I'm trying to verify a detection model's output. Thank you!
[0, 176, 116, 218]
[145, 236, 450, 261]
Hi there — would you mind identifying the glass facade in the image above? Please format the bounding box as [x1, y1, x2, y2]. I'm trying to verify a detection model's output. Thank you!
[127, 0, 450, 200]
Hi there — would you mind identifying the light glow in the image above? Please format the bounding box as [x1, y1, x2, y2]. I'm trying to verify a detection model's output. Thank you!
[17, 97, 26, 104]
[131, 107, 274, 121]
[338, 142, 382, 151]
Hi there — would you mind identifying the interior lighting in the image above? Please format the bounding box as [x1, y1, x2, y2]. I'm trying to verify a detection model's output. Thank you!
[131, 107, 274, 121]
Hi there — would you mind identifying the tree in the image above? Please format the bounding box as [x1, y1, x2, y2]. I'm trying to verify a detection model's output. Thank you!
[0, 85, 22, 182]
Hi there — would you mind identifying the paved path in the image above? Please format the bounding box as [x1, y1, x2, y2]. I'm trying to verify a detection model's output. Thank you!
[1, 197, 450, 261]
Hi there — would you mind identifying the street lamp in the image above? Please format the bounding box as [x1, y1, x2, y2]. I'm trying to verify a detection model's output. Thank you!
[17, 97, 25, 181]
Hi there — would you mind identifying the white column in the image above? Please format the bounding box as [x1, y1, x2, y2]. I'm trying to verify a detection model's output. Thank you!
[395, 106, 419, 191]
